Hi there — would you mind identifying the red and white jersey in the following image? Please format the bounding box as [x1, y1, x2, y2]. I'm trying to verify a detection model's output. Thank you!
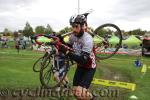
[69, 32, 96, 68]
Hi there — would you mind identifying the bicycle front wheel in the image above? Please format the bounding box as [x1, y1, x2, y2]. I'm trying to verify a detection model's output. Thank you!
[33, 52, 50, 72]
[40, 55, 70, 89]
[93, 23, 122, 60]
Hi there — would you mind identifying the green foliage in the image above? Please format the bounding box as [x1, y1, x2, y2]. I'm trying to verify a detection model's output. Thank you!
[45, 24, 53, 34]
[18, 30, 23, 33]
[127, 29, 145, 35]
[96, 28, 110, 37]
[0, 48, 150, 100]
[35, 25, 45, 34]
[2, 23, 148, 39]
[23, 22, 34, 37]
[35, 24, 54, 34]
[3, 28, 12, 36]
[59, 27, 72, 34]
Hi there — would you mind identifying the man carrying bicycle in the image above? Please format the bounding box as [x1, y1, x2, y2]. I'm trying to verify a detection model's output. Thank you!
[58, 13, 96, 100]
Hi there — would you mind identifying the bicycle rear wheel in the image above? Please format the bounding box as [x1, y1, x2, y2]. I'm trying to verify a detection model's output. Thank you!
[93, 23, 122, 60]
[40, 55, 70, 89]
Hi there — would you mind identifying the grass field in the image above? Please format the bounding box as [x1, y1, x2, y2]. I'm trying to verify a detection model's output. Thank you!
[0, 48, 150, 100]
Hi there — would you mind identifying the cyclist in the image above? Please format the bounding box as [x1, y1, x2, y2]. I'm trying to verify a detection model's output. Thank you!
[15, 38, 20, 53]
[58, 13, 96, 100]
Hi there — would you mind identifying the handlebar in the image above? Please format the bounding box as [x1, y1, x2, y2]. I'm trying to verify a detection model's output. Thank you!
[31, 34, 73, 52]
[31, 34, 58, 45]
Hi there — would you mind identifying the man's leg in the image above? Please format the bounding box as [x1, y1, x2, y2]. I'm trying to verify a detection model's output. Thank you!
[73, 67, 96, 100]
[73, 86, 93, 100]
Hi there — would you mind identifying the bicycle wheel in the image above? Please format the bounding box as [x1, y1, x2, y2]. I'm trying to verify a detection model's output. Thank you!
[40, 55, 70, 89]
[33, 52, 50, 72]
[93, 23, 122, 60]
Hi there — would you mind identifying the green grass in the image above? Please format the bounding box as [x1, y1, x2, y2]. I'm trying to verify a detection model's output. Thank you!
[0, 48, 150, 100]
[97, 55, 150, 100]
[0, 48, 43, 89]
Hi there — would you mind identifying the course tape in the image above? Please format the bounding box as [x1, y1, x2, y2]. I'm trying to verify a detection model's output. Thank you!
[141, 64, 147, 73]
[92, 78, 136, 91]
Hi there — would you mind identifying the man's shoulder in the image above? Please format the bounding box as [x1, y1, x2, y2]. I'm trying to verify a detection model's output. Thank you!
[69, 34, 76, 39]
[83, 32, 93, 40]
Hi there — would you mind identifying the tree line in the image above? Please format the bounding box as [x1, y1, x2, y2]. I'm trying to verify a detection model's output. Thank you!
[1, 22, 149, 38]
[1, 22, 54, 38]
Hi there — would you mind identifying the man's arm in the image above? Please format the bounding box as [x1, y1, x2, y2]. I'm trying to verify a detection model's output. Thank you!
[57, 34, 72, 48]
[67, 51, 90, 64]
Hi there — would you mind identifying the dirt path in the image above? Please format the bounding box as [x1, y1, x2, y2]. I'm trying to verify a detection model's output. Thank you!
[91, 63, 132, 100]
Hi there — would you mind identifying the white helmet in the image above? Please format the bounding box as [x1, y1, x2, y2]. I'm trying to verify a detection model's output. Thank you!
[69, 14, 87, 25]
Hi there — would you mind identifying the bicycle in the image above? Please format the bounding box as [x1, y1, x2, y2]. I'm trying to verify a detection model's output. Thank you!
[32, 23, 122, 89]
[32, 34, 74, 89]
[32, 45, 52, 72]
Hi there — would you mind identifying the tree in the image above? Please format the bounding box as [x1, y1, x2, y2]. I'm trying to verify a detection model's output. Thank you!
[35, 26, 45, 34]
[18, 30, 23, 34]
[45, 24, 53, 34]
[59, 27, 72, 34]
[23, 22, 33, 37]
[133, 29, 141, 35]
[96, 28, 109, 37]
[127, 29, 145, 36]
[3, 28, 12, 36]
